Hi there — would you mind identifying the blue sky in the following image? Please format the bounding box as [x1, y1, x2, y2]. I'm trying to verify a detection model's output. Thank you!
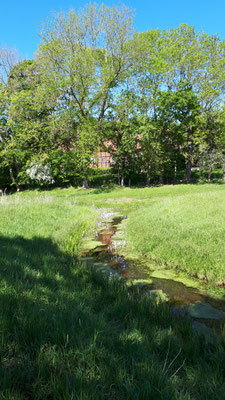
[1, 0, 225, 58]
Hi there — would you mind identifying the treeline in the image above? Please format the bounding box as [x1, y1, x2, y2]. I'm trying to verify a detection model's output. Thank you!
[0, 3, 225, 189]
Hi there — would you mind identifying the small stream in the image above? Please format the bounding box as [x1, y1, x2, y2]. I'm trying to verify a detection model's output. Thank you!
[81, 214, 225, 339]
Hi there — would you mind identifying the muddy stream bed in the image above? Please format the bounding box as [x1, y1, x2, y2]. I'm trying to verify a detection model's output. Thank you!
[81, 214, 225, 341]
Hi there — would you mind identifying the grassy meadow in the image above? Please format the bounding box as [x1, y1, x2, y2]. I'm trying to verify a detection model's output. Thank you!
[0, 185, 224, 399]
[122, 187, 225, 285]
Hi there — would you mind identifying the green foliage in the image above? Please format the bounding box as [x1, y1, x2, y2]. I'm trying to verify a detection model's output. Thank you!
[47, 149, 79, 186]
[198, 148, 225, 181]
[88, 168, 117, 187]
[0, 60, 53, 187]
[0, 9, 225, 187]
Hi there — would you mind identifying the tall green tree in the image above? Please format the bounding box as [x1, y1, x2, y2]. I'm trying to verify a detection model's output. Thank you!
[37, 3, 135, 185]
[0, 46, 21, 187]
[103, 90, 139, 186]
[0, 60, 52, 187]
[157, 80, 200, 182]
[37, 3, 134, 127]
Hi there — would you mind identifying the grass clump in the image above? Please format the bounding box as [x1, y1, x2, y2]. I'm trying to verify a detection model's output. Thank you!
[0, 192, 96, 256]
[123, 188, 225, 285]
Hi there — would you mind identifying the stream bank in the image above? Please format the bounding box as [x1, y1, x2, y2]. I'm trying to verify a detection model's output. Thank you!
[80, 210, 225, 341]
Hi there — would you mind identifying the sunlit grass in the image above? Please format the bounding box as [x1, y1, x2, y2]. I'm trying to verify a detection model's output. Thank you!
[123, 188, 225, 284]
[0, 192, 96, 255]
[14, 183, 225, 208]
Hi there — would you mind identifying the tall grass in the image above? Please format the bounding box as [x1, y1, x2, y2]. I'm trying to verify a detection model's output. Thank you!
[0, 192, 96, 256]
[123, 189, 225, 284]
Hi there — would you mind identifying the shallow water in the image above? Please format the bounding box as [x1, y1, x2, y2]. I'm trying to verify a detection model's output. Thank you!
[81, 215, 225, 335]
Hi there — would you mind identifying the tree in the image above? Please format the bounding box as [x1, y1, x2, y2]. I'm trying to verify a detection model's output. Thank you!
[156, 80, 200, 182]
[132, 26, 225, 183]
[1, 18, 225, 189]
[103, 90, 138, 186]
[37, 5, 134, 133]
[198, 147, 224, 182]
[0, 46, 21, 187]
[0, 59, 53, 188]
[36, 3, 135, 185]
[0, 45, 20, 84]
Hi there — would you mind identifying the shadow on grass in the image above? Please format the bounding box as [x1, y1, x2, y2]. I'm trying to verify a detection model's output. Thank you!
[0, 235, 224, 399]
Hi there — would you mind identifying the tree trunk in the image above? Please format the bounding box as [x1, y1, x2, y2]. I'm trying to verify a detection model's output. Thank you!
[9, 166, 15, 184]
[159, 175, 164, 185]
[186, 160, 192, 183]
[66, 94, 73, 151]
[208, 170, 211, 182]
[185, 126, 194, 183]
[98, 88, 110, 133]
[120, 175, 124, 187]
[146, 164, 151, 186]
[118, 172, 120, 186]
[9, 167, 21, 192]
[82, 178, 88, 189]
[173, 163, 177, 184]
[222, 170, 225, 181]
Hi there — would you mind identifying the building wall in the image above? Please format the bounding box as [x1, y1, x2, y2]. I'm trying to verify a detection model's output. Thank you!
[97, 151, 112, 168]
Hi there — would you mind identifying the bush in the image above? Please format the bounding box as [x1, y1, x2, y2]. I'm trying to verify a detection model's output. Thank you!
[87, 168, 117, 187]
[26, 162, 55, 185]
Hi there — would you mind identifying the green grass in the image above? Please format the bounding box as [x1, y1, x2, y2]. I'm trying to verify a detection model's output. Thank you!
[123, 187, 225, 285]
[0, 187, 224, 398]
[0, 192, 96, 249]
